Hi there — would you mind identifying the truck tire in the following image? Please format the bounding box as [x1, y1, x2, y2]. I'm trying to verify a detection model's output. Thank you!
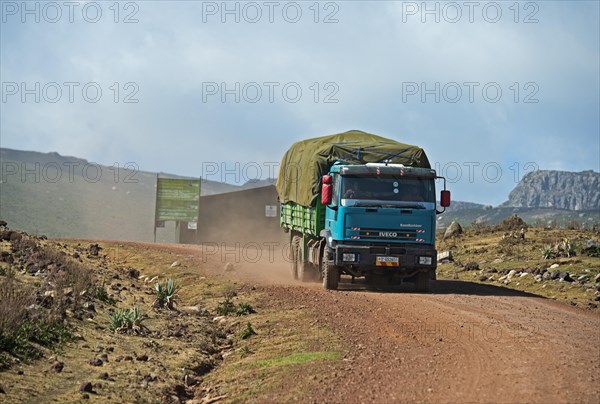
[291, 235, 301, 280]
[299, 262, 317, 282]
[322, 255, 339, 290]
[415, 271, 430, 293]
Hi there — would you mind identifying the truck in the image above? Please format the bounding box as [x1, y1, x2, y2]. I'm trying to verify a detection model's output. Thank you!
[276, 130, 450, 291]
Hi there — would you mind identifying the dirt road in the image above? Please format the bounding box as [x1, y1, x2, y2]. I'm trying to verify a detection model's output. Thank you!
[257, 283, 597, 403]
[212, 245, 600, 403]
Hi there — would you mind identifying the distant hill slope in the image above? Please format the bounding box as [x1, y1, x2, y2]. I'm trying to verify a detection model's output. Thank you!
[502, 170, 599, 211]
[0, 148, 242, 241]
[2, 148, 599, 240]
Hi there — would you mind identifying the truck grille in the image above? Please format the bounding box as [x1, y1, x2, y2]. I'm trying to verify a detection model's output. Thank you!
[347, 227, 426, 242]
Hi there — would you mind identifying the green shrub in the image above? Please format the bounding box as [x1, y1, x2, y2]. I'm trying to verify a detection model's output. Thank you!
[586, 245, 600, 258]
[94, 286, 115, 304]
[541, 245, 555, 260]
[236, 303, 256, 316]
[109, 306, 147, 334]
[239, 322, 256, 340]
[215, 297, 236, 316]
[154, 278, 179, 310]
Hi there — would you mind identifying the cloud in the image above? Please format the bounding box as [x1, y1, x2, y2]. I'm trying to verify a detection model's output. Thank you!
[1, 1, 598, 205]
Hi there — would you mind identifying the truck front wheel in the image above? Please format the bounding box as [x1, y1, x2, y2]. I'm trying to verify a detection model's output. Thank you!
[322, 254, 339, 290]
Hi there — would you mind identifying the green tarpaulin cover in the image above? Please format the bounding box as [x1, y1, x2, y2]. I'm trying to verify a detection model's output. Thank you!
[276, 130, 430, 206]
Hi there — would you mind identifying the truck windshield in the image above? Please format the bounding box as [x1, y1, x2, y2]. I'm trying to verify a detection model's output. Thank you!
[341, 175, 435, 206]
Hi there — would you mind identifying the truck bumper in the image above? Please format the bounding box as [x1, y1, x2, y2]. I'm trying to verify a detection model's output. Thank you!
[332, 243, 436, 275]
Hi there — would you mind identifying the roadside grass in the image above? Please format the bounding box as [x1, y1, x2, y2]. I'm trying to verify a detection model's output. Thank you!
[203, 302, 344, 402]
[251, 351, 341, 369]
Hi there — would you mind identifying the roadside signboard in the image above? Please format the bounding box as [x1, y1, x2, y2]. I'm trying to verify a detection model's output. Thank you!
[154, 177, 200, 241]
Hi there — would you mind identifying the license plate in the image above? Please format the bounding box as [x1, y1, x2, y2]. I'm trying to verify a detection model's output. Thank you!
[376, 256, 399, 267]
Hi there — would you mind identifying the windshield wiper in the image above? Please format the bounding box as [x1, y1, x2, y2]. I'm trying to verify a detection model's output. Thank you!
[354, 202, 383, 208]
[353, 202, 425, 209]
[399, 204, 426, 209]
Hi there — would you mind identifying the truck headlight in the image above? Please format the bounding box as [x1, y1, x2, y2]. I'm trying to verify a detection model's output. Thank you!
[342, 253, 357, 262]
[418, 256, 432, 265]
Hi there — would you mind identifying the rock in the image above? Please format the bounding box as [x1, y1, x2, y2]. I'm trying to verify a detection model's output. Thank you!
[495, 215, 528, 231]
[534, 275, 543, 282]
[437, 251, 453, 263]
[127, 267, 140, 278]
[550, 270, 561, 280]
[84, 302, 96, 312]
[464, 262, 479, 271]
[0, 220, 7, 227]
[478, 275, 488, 282]
[88, 244, 102, 257]
[184, 374, 197, 386]
[0, 384, 5, 394]
[88, 358, 103, 367]
[595, 273, 600, 283]
[136, 354, 148, 362]
[520, 272, 529, 278]
[492, 258, 503, 264]
[577, 275, 590, 283]
[559, 272, 574, 282]
[72, 252, 80, 259]
[51, 361, 64, 373]
[550, 263, 560, 269]
[443, 221, 463, 239]
[170, 261, 181, 268]
[224, 262, 235, 272]
[180, 305, 205, 315]
[79, 382, 93, 393]
[99, 372, 109, 380]
[507, 270, 518, 279]
[499, 275, 508, 281]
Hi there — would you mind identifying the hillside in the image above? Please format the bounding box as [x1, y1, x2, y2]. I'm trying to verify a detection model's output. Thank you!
[0, 148, 242, 241]
[502, 170, 599, 211]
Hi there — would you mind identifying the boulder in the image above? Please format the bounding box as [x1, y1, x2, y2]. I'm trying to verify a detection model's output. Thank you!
[464, 262, 479, 271]
[443, 221, 463, 239]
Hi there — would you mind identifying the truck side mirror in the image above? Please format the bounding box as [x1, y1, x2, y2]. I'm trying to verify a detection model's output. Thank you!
[321, 175, 332, 205]
[440, 190, 451, 207]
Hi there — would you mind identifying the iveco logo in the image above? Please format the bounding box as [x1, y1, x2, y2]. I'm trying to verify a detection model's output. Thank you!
[379, 231, 397, 237]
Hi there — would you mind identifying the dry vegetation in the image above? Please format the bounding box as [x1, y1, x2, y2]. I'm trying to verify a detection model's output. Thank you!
[437, 216, 600, 310]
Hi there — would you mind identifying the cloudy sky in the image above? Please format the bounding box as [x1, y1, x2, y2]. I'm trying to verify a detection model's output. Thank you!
[1, 0, 599, 205]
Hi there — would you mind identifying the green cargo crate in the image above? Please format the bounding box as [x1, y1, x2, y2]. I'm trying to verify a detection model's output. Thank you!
[280, 199, 325, 236]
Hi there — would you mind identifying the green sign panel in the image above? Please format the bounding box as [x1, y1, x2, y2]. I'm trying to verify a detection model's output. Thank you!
[155, 178, 200, 222]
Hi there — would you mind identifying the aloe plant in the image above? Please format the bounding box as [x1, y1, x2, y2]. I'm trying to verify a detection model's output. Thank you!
[154, 278, 179, 310]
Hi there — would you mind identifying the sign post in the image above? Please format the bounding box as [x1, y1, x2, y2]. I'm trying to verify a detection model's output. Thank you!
[154, 176, 201, 243]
